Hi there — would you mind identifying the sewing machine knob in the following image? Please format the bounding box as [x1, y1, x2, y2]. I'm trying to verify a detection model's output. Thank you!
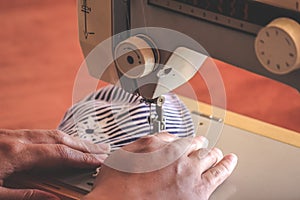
[114, 35, 159, 78]
[255, 17, 300, 74]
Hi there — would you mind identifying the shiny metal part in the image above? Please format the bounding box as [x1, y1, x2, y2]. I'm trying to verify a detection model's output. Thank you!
[143, 96, 166, 134]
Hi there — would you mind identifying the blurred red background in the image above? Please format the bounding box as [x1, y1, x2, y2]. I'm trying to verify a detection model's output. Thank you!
[0, 0, 299, 133]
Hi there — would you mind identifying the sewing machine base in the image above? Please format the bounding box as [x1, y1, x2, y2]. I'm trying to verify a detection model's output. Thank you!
[5, 107, 300, 200]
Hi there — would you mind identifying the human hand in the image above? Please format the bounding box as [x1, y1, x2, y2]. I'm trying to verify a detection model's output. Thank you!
[84, 132, 237, 200]
[0, 129, 110, 200]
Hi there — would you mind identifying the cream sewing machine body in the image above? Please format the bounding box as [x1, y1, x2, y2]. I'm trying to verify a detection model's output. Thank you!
[78, 0, 300, 92]
[76, 0, 300, 199]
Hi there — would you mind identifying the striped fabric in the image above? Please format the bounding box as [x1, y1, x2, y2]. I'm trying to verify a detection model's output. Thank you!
[58, 85, 194, 151]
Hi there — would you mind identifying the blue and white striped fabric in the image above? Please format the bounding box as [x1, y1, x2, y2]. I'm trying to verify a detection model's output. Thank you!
[58, 85, 194, 151]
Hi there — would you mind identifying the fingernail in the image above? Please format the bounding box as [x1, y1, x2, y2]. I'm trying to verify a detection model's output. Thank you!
[198, 148, 210, 159]
[229, 153, 238, 164]
[98, 143, 111, 152]
[93, 154, 108, 162]
[190, 136, 209, 150]
[190, 142, 197, 150]
[227, 153, 238, 171]
[202, 137, 209, 148]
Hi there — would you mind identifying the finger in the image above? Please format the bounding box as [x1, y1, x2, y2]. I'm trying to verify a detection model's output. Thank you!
[162, 137, 195, 158]
[154, 132, 179, 142]
[0, 129, 52, 142]
[20, 144, 107, 170]
[163, 135, 207, 156]
[0, 187, 60, 200]
[122, 132, 179, 153]
[14, 129, 111, 154]
[190, 148, 224, 172]
[202, 153, 238, 193]
[57, 131, 111, 154]
[163, 135, 208, 159]
[186, 136, 209, 155]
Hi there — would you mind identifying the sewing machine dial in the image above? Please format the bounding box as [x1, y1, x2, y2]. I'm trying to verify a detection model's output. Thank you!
[114, 35, 159, 78]
[255, 18, 300, 74]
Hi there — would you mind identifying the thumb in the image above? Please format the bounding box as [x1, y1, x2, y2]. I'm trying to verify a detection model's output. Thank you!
[0, 186, 60, 200]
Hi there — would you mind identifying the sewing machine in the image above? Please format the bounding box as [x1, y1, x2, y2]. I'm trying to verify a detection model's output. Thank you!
[75, 0, 300, 146]
[6, 1, 300, 199]
[78, 0, 300, 91]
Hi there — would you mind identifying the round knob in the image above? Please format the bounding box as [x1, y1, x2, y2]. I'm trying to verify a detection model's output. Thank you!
[255, 17, 300, 75]
[114, 34, 159, 78]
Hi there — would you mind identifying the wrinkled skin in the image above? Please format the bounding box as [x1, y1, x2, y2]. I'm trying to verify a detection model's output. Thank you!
[84, 132, 238, 200]
[0, 129, 110, 200]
